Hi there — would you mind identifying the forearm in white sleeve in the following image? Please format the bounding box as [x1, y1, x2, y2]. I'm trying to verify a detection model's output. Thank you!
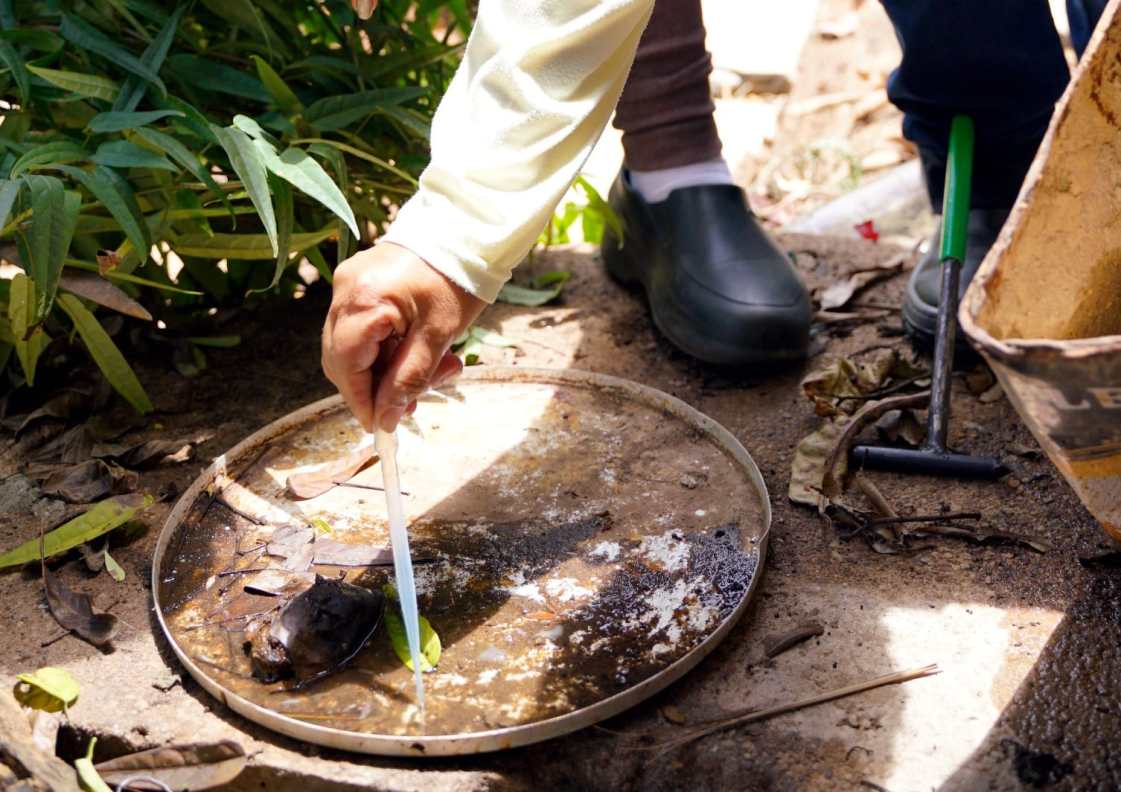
[380, 0, 655, 302]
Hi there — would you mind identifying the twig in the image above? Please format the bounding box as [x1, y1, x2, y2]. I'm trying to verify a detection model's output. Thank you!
[217, 567, 269, 578]
[822, 391, 931, 499]
[764, 621, 825, 658]
[331, 481, 411, 496]
[853, 474, 897, 520]
[837, 375, 930, 402]
[867, 512, 981, 527]
[215, 496, 266, 526]
[636, 664, 940, 751]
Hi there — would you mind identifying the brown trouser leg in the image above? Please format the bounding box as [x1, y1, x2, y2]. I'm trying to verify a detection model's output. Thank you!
[613, 0, 722, 171]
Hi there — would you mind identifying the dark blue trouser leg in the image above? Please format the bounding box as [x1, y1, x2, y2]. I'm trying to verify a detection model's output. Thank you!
[1068, 0, 1109, 55]
[881, 1, 1104, 209]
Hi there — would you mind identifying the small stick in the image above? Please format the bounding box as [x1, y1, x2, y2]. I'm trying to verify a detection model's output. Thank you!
[216, 567, 269, 578]
[636, 664, 940, 751]
[331, 481, 411, 496]
[764, 621, 825, 658]
[215, 496, 266, 526]
[867, 513, 981, 527]
[854, 474, 897, 519]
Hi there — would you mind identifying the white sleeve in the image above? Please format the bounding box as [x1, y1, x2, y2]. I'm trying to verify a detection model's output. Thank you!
[380, 0, 654, 302]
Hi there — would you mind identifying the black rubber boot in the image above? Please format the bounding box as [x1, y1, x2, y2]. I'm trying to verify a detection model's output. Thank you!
[601, 172, 812, 366]
[901, 207, 1010, 349]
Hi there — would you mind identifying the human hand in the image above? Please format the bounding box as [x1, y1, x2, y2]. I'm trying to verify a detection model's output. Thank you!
[352, 0, 378, 20]
[322, 243, 485, 433]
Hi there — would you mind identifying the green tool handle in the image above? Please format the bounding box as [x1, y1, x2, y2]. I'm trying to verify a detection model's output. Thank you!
[939, 115, 974, 262]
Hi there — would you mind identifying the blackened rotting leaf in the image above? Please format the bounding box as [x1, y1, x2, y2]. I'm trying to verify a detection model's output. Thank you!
[96, 438, 194, 469]
[39, 459, 137, 503]
[246, 575, 384, 687]
[44, 569, 120, 646]
[1002, 739, 1073, 788]
[1079, 552, 1121, 570]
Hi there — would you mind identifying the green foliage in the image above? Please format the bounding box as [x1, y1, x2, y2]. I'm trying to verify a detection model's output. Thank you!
[0, 1, 464, 406]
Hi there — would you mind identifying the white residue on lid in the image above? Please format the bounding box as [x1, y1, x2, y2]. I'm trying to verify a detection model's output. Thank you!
[502, 569, 545, 603]
[600, 467, 617, 485]
[477, 669, 499, 684]
[543, 577, 593, 602]
[589, 541, 620, 562]
[637, 531, 690, 573]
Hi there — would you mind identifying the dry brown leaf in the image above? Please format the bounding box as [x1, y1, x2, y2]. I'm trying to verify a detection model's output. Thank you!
[286, 444, 378, 499]
[94, 740, 247, 790]
[40, 460, 136, 503]
[44, 570, 119, 646]
[59, 272, 153, 322]
[764, 621, 825, 658]
[311, 539, 393, 567]
[818, 257, 905, 311]
[659, 705, 687, 725]
[789, 417, 847, 506]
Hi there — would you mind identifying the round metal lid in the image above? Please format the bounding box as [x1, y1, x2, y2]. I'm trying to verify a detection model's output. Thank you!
[153, 367, 770, 756]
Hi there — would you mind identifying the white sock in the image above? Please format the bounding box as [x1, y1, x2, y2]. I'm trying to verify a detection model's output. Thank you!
[628, 158, 735, 204]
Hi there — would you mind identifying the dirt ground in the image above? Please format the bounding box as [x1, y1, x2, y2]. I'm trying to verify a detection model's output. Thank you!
[2, 233, 1118, 791]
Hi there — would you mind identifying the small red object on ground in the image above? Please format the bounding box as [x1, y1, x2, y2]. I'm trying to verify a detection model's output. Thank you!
[854, 220, 879, 242]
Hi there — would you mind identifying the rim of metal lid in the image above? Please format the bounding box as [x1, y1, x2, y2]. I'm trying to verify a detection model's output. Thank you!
[151, 366, 771, 756]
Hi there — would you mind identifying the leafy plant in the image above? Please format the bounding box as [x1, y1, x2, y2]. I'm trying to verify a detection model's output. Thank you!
[0, 1, 465, 408]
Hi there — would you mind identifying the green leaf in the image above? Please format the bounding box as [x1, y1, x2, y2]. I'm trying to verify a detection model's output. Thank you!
[8, 274, 46, 384]
[252, 55, 302, 115]
[470, 326, 517, 348]
[211, 124, 276, 256]
[0, 177, 19, 229]
[13, 667, 80, 713]
[459, 335, 483, 366]
[86, 110, 184, 134]
[308, 143, 352, 261]
[76, 738, 113, 792]
[27, 66, 120, 102]
[172, 226, 335, 260]
[130, 127, 233, 218]
[92, 140, 178, 172]
[0, 494, 153, 569]
[303, 87, 427, 132]
[10, 141, 88, 178]
[384, 601, 441, 672]
[166, 55, 270, 103]
[496, 272, 570, 307]
[259, 175, 292, 292]
[103, 549, 125, 582]
[53, 165, 149, 258]
[0, 39, 28, 105]
[57, 294, 153, 413]
[187, 335, 240, 348]
[574, 175, 623, 243]
[24, 175, 80, 318]
[310, 517, 333, 536]
[64, 259, 203, 296]
[258, 145, 358, 238]
[60, 15, 166, 98]
[113, 5, 184, 113]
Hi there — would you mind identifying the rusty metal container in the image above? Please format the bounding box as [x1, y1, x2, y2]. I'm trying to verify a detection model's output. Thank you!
[960, 0, 1121, 543]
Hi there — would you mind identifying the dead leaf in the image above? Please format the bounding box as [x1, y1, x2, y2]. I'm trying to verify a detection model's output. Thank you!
[59, 272, 153, 321]
[15, 391, 89, 435]
[789, 417, 847, 506]
[79, 542, 105, 573]
[94, 740, 247, 790]
[979, 382, 1004, 404]
[875, 409, 926, 447]
[96, 250, 121, 275]
[311, 539, 393, 567]
[818, 257, 905, 311]
[286, 444, 378, 499]
[44, 569, 120, 646]
[265, 525, 315, 559]
[243, 569, 316, 597]
[94, 438, 194, 469]
[659, 705, 687, 725]
[39, 459, 136, 503]
[964, 366, 996, 396]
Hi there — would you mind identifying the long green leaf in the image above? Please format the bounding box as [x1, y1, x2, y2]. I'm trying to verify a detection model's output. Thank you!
[257, 144, 358, 237]
[260, 175, 293, 292]
[0, 494, 153, 569]
[113, 5, 184, 113]
[87, 110, 184, 134]
[24, 175, 79, 318]
[0, 39, 28, 105]
[53, 165, 149, 259]
[303, 87, 427, 132]
[0, 177, 19, 229]
[60, 15, 166, 98]
[10, 141, 88, 177]
[92, 140, 178, 172]
[131, 126, 232, 218]
[165, 55, 269, 103]
[57, 294, 153, 413]
[172, 226, 336, 260]
[27, 66, 119, 102]
[8, 273, 46, 384]
[211, 124, 277, 255]
[384, 601, 441, 672]
[308, 142, 353, 262]
[64, 259, 202, 295]
[251, 55, 301, 115]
